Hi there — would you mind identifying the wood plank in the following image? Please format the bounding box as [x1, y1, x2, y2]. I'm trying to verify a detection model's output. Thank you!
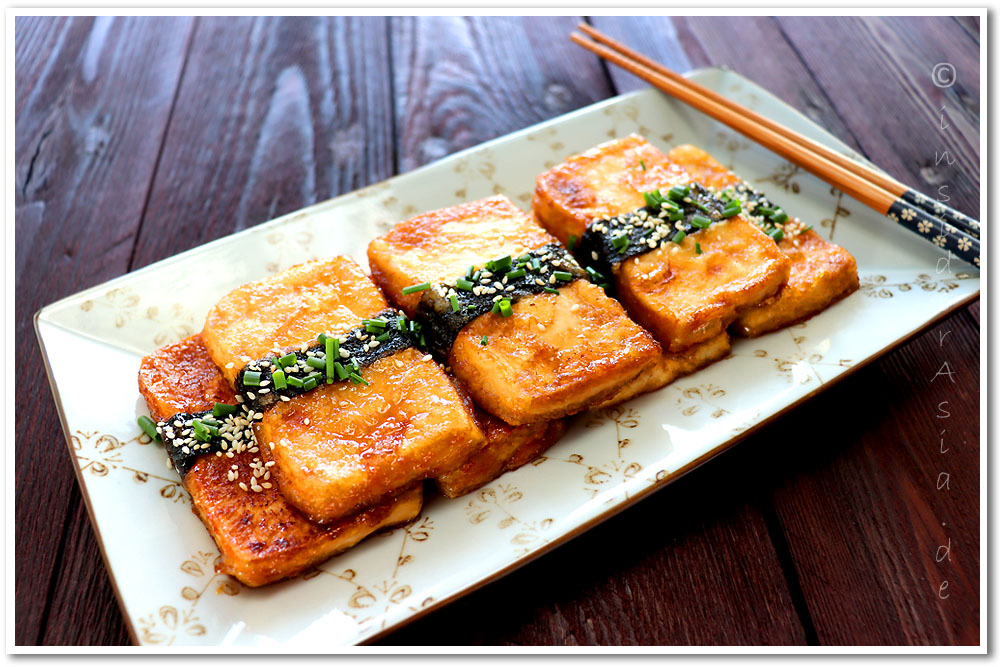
[390, 16, 615, 173]
[15, 15, 194, 646]
[777, 16, 980, 217]
[39, 16, 396, 645]
[383, 442, 808, 645]
[383, 15, 807, 645]
[130, 16, 394, 270]
[590, 16, 865, 155]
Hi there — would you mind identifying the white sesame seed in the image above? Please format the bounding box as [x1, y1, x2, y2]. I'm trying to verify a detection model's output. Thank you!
[238, 482, 248, 491]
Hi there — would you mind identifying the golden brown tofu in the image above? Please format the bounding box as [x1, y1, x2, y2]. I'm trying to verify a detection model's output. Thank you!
[202, 257, 485, 524]
[137, 334, 422, 587]
[258, 347, 486, 523]
[533, 136, 790, 352]
[202, 257, 388, 385]
[436, 408, 567, 498]
[593, 332, 731, 409]
[666, 144, 859, 336]
[367, 196, 661, 425]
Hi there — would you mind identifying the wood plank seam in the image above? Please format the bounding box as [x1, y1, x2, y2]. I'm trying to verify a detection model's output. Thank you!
[759, 499, 820, 644]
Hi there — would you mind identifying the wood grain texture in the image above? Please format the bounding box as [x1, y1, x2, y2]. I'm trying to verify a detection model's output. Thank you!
[390, 16, 615, 172]
[15, 15, 980, 646]
[130, 16, 394, 269]
[15, 15, 194, 646]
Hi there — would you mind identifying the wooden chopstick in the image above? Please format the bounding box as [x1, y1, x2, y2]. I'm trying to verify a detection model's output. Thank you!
[577, 23, 980, 242]
[570, 29, 980, 268]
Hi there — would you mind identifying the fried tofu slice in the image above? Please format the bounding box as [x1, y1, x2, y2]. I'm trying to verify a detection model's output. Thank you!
[202, 257, 485, 524]
[367, 195, 661, 425]
[137, 334, 422, 587]
[667, 144, 859, 336]
[592, 332, 731, 409]
[436, 409, 567, 498]
[533, 135, 791, 352]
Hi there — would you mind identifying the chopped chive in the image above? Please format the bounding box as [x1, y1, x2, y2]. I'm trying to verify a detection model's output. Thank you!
[449, 293, 460, 312]
[192, 419, 211, 442]
[205, 423, 220, 437]
[465, 265, 475, 279]
[487, 255, 512, 272]
[499, 299, 513, 317]
[278, 353, 296, 368]
[272, 369, 287, 389]
[317, 332, 328, 345]
[690, 215, 712, 229]
[758, 206, 776, 218]
[721, 203, 742, 218]
[769, 228, 785, 243]
[530, 258, 541, 272]
[517, 253, 532, 265]
[137, 415, 160, 442]
[330, 336, 340, 361]
[286, 375, 304, 388]
[585, 266, 606, 282]
[472, 269, 482, 282]
[668, 209, 683, 222]
[696, 242, 703, 255]
[543, 286, 559, 294]
[303, 377, 318, 391]
[455, 277, 475, 291]
[212, 402, 238, 418]
[491, 301, 501, 314]
[668, 184, 690, 201]
[467, 304, 476, 310]
[480, 335, 488, 346]
[397, 314, 406, 331]
[325, 338, 336, 382]
[567, 235, 578, 250]
[402, 282, 431, 295]
[349, 372, 370, 386]
[199, 417, 220, 427]
[505, 268, 526, 280]
[242, 370, 262, 387]
[639, 159, 647, 171]
[771, 209, 789, 223]
[611, 234, 630, 252]
[672, 230, 687, 244]
[643, 189, 665, 208]
[306, 356, 326, 370]
[333, 361, 349, 380]
[553, 270, 573, 282]
[803, 225, 814, 232]
[376, 331, 391, 342]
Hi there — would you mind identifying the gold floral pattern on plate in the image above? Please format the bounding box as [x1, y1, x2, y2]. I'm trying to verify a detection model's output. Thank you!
[72, 429, 187, 504]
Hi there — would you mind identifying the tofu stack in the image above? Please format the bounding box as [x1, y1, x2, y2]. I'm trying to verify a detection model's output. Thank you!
[200, 256, 486, 525]
[533, 135, 793, 401]
[367, 195, 661, 426]
[138, 334, 423, 587]
[666, 144, 859, 336]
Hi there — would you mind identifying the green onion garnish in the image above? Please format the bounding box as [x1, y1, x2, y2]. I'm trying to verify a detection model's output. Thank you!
[639, 160, 647, 171]
[769, 228, 785, 243]
[553, 270, 573, 282]
[192, 419, 211, 442]
[286, 375, 304, 388]
[643, 189, 665, 208]
[567, 235, 578, 250]
[402, 282, 431, 295]
[672, 230, 687, 244]
[611, 234, 630, 251]
[721, 203, 742, 218]
[303, 377, 318, 391]
[242, 371, 262, 386]
[696, 242, 703, 255]
[668, 209, 683, 222]
[349, 372, 370, 386]
[505, 268, 526, 280]
[317, 332, 328, 345]
[517, 253, 532, 265]
[376, 332, 391, 342]
[137, 416, 160, 442]
[690, 215, 712, 229]
[771, 209, 789, 223]
[803, 225, 814, 232]
[455, 278, 475, 291]
[465, 265, 475, 279]
[585, 266, 606, 282]
[212, 403, 237, 418]
[481, 335, 488, 346]
[449, 293, 460, 312]
[758, 206, 776, 218]
[543, 286, 559, 294]
[668, 185, 690, 201]
[306, 356, 326, 370]
[200, 417, 220, 427]
[486, 255, 512, 272]
[272, 369, 287, 389]
[491, 300, 501, 314]
[205, 423, 220, 437]
[325, 337, 336, 383]
[278, 353, 296, 368]
[530, 258, 541, 272]
[334, 361, 349, 380]
[498, 299, 513, 317]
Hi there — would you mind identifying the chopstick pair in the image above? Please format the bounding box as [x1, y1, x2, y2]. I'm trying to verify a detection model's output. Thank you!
[571, 24, 981, 268]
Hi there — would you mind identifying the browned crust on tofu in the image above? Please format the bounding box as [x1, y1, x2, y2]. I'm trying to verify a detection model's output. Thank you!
[533, 136, 791, 352]
[202, 257, 389, 385]
[368, 195, 661, 425]
[436, 409, 567, 498]
[666, 144, 859, 337]
[593, 332, 732, 409]
[137, 334, 422, 587]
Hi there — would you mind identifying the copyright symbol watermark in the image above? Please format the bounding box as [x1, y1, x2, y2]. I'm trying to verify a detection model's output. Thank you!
[932, 62, 957, 88]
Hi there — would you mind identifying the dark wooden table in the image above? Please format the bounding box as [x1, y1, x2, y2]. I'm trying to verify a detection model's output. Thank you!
[16, 15, 980, 646]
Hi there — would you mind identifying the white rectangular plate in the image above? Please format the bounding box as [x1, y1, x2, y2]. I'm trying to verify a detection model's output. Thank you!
[36, 67, 979, 647]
